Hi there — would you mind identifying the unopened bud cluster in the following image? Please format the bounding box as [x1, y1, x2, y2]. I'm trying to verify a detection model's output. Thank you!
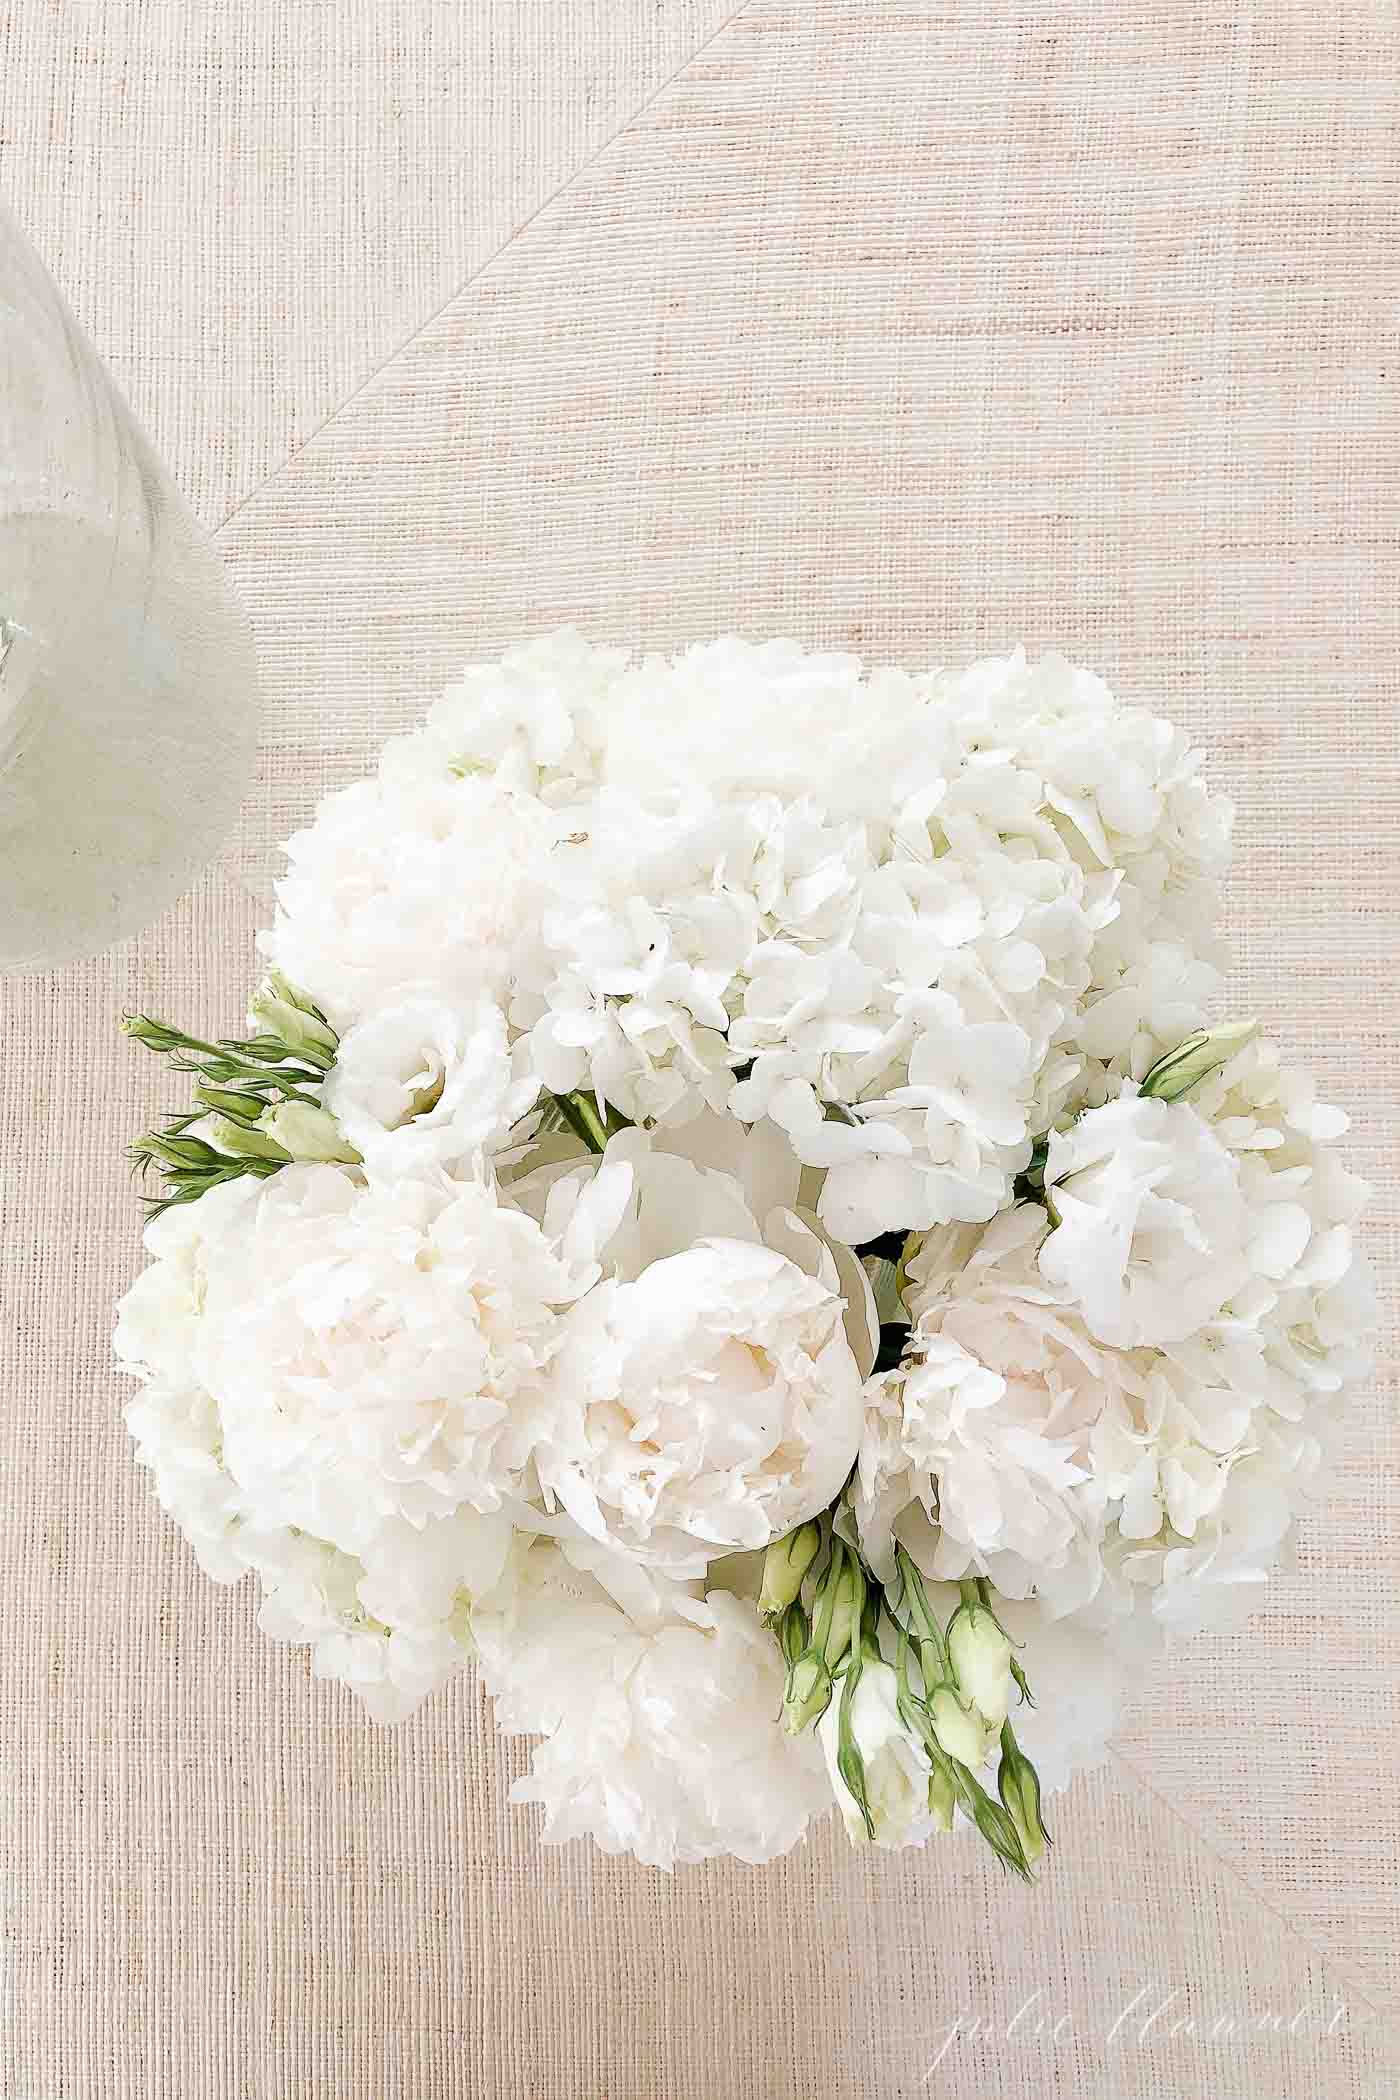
[764, 1521, 1049, 1879]
[122, 975, 358, 1214]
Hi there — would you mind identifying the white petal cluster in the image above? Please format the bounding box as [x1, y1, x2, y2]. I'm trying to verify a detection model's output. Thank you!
[1038, 1092, 1257, 1349]
[859, 1036, 1374, 1644]
[362, 635, 1232, 1241]
[117, 1163, 604, 1719]
[853, 1207, 1120, 1615]
[263, 769, 556, 1033]
[472, 1540, 828, 1868]
[324, 990, 539, 1179]
[116, 633, 1373, 1866]
[818, 1655, 936, 1848]
[526, 1124, 868, 1576]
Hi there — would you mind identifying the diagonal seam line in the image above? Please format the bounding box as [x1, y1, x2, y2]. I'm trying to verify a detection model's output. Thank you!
[1108, 1744, 1396, 2027]
[212, 0, 759, 541]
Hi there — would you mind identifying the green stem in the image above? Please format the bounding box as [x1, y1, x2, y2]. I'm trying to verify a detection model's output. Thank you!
[551, 1089, 611, 1155]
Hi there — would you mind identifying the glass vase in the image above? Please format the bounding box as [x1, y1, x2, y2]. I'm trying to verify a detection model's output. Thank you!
[0, 203, 259, 972]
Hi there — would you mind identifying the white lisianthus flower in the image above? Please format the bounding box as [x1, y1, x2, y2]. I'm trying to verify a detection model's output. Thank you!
[1038, 1091, 1256, 1349]
[947, 1601, 1013, 1730]
[324, 989, 539, 1178]
[473, 1541, 827, 1868]
[817, 1656, 935, 1848]
[1040, 1047, 1368, 1365]
[526, 1123, 869, 1577]
[192, 1164, 611, 1553]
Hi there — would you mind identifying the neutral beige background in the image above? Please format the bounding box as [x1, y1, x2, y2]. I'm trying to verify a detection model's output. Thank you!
[2, 4, 1398, 2095]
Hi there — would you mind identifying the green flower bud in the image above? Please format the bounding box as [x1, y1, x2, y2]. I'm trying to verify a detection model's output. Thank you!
[121, 1013, 180, 1052]
[259, 1102, 360, 1164]
[134, 1132, 221, 1170]
[831, 1648, 876, 1841]
[248, 977, 338, 1066]
[261, 967, 330, 1019]
[205, 1115, 291, 1163]
[759, 1521, 822, 1622]
[783, 1650, 833, 1735]
[928, 1761, 957, 1834]
[804, 1537, 864, 1679]
[777, 1600, 810, 1674]
[947, 1602, 1013, 1730]
[929, 1684, 994, 1769]
[998, 1725, 1049, 1868]
[1140, 1019, 1259, 1103]
[820, 1557, 863, 1670]
[965, 1780, 1033, 1882]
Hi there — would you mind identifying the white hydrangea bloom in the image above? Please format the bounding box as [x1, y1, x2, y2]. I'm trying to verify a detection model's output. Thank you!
[379, 627, 625, 801]
[524, 1123, 868, 1577]
[590, 636, 951, 818]
[936, 649, 1233, 1119]
[473, 1539, 827, 1868]
[324, 989, 539, 1179]
[937, 648, 1233, 953]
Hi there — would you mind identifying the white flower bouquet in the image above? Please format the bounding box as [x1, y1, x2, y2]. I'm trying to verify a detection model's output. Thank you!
[115, 635, 1375, 1874]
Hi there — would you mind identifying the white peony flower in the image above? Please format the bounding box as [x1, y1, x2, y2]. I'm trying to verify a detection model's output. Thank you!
[473, 1540, 827, 1868]
[117, 1171, 557, 1722]
[858, 1035, 1374, 1646]
[324, 989, 539, 1178]
[854, 1206, 1119, 1614]
[263, 771, 556, 1033]
[114, 1175, 262, 1389]
[192, 1164, 609, 1552]
[123, 1376, 249, 1582]
[527, 1123, 868, 1577]
[817, 1655, 935, 1848]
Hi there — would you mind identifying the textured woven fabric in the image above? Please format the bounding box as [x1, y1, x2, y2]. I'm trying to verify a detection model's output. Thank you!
[2, 2, 1398, 2095]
